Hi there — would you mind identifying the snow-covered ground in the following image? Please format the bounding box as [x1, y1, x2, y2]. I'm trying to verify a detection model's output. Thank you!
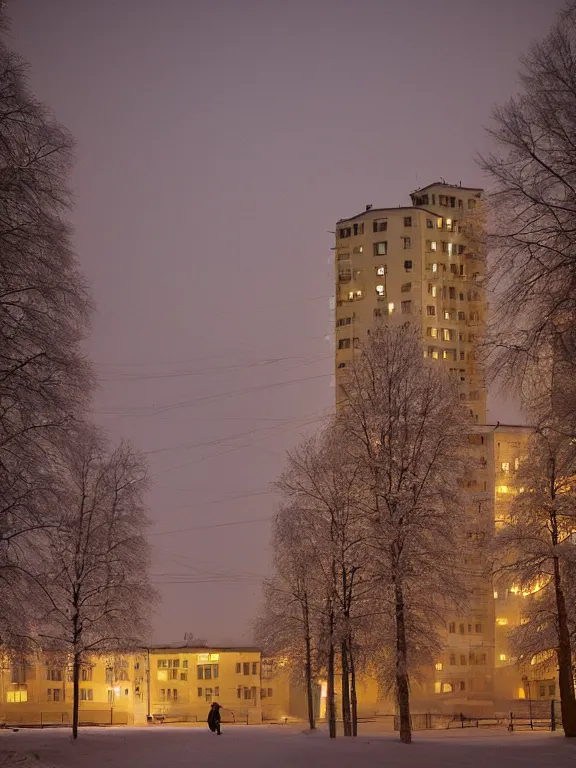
[0, 724, 575, 768]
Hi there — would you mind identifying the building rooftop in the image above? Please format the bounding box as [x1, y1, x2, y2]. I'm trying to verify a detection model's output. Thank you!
[147, 643, 260, 653]
[411, 181, 484, 194]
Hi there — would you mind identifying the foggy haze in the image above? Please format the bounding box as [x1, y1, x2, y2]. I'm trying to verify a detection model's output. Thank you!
[9, 0, 560, 645]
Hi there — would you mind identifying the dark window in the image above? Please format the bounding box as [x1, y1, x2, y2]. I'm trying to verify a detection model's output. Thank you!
[403, 216, 412, 227]
[105, 668, 113, 684]
[449, 654, 456, 665]
[540, 685, 546, 697]
[180, 672, 188, 681]
[373, 218, 387, 232]
[353, 223, 359, 236]
[450, 197, 456, 207]
[426, 306, 436, 316]
[459, 623, 465, 634]
[549, 684, 556, 696]
[235, 663, 241, 674]
[460, 655, 467, 665]
[460, 681, 466, 691]
[426, 219, 434, 228]
[448, 622, 455, 633]
[197, 666, 203, 680]
[404, 260, 413, 271]
[401, 301, 412, 315]
[338, 338, 351, 350]
[374, 241, 387, 256]
[243, 663, 250, 676]
[401, 282, 411, 292]
[403, 237, 411, 249]
[475, 623, 482, 633]
[449, 287, 456, 299]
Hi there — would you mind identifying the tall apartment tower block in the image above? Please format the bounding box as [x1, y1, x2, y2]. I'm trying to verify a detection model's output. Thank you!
[333, 183, 544, 712]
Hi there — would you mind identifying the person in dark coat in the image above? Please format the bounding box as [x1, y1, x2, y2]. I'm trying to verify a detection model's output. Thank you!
[207, 702, 222, 735]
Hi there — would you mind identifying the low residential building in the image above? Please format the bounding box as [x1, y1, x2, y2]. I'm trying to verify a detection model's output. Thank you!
[0, 645, 262, 726]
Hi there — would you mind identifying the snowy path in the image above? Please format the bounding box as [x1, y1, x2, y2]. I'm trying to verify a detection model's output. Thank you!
[0, 725, 575, 768]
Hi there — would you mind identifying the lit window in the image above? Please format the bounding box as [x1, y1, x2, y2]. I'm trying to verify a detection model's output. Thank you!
[499, 654, 507, 662]
[157, 670, 168, 681]
[518, 688, 526, 699]
[353, 246, 363, 254]
[496, 618, 508, 626]
[501, 462, 510, 472]
[429, 328, 438, 338]
[376, 285, 385, 296]
[444, 311, 450, 320]
[431, 241, 437, 252]
[514, 457, 520, 470]
[447, 242, 453, 256]
[388, 302, 394, 313]
[434, 681, 442, 694]
[432, 349, 439, 360]
[442, 683, 453, 693]
[376, 266, 385, 276]
[497, 485, 509, 494]
[435, 662, 443, 671]
[493, 591, 498, 599]
[7, 690, 27, 703]
[442, 329, 451, 341]
[431, 286, 437, 297]
[437, 218, 443, 228]
[432, 263, 438, 272]
[446, 218, 452, 231]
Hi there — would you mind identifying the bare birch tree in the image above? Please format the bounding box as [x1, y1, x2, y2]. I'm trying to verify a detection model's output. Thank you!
[0, 11, 93, 639]
[278, 427, 374, 738]
[494, 429, 576, 737]
[338, 323, 470, 744]
[27, 429, 156, 739]
[254, 506, 321, 731]
[479, 1, 576, 429]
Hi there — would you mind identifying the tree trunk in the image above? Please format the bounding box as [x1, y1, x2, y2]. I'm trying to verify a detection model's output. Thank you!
[341, 638, 352, 736]
[303, 598, 316, 731]
[394, 581, 411, 744]
[553, 553, 576, 737]
[72, 650, 80, 740]
[349, 637, 358, 737]
[327, 641, 336, 738]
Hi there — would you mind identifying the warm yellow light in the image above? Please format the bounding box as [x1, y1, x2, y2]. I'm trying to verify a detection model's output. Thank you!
[499, 654, 507, 662]
[209, 653, 220, 662]
[432, 350, 439, 360]
[435, 662, 443, 671]
[6, 690, 27, 703]
[437, 218, 443, 228]
[518, 688, 526, 699]
[434, 681, 442, 694]
[431, 242, 437, 252]
[157, 670, 168, 681]
[493, 590, 498, 599]
[198, 654, 209, 663]
[496, 618, 508, 626]
[510, 585, 520, 595]
[388, 302, 394, 313]
[496, 485, 509, 494]
[431, 286, 437, 297]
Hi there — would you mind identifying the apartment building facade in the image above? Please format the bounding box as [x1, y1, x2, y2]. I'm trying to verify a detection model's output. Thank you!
[0, 645, 263, 726]
[333, 182, 545, 713]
